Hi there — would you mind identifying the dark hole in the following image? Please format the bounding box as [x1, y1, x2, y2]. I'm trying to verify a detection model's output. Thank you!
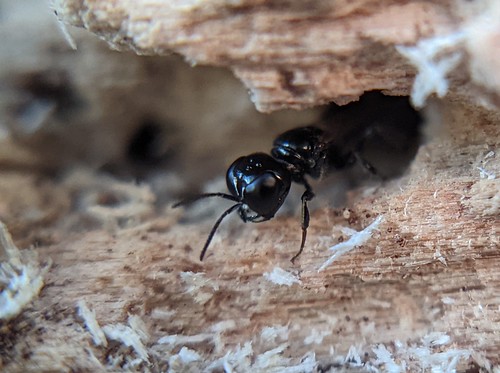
[99, 118, 177, 181]
[322, 91, 423, 179]
[126, 119, 172, 166]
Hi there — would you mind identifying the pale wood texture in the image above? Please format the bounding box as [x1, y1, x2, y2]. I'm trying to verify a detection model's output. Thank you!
[1, 98, 498, 371]
[0, 0, 498, 372]
[53, 0, 500, 111]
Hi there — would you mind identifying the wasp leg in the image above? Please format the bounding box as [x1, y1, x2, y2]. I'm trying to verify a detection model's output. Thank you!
[291, 180, 314, 263]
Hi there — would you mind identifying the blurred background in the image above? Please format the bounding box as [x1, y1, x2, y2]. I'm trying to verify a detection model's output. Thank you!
[0, 0, 422, 245]
[0, 0, 321, 180]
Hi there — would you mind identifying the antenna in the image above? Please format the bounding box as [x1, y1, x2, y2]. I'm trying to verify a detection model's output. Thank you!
[173, 193, 242, 260]
[172, 193, 239, 208]
[199, 203, 241, 260]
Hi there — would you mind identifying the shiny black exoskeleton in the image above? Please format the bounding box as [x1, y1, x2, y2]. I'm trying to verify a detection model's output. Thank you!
[174, 93, 422, 262]
[227, 153, 291, 223]
[173, 125, 357, 262]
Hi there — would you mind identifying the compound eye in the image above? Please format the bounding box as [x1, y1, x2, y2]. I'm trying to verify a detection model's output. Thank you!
[244, 173, 287, 218]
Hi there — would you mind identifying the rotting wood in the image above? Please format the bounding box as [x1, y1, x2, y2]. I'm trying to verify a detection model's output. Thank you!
[0, 0, 498, 371]
[53, 0, 500, 112]
[0, 98, 498, 371]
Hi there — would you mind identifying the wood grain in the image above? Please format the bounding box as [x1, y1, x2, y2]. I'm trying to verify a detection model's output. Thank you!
[1, 99, 497, 371]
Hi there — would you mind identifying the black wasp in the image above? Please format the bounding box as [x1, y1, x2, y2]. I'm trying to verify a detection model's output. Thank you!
[173, 92, 422, 262]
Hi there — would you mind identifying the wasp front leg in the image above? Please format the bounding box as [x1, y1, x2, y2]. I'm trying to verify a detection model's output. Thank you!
[291, 179, 315, 263]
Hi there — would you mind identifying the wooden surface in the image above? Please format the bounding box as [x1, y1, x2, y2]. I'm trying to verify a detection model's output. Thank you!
[53, 0, 500, 112]
[0, 0, 498, 371]
[1, 98, 498, 371]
